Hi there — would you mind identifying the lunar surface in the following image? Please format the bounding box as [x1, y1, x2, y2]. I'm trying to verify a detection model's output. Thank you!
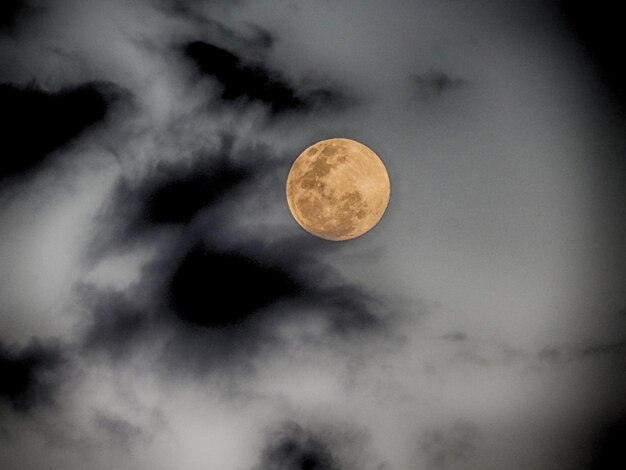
[286, 138, 390, 241]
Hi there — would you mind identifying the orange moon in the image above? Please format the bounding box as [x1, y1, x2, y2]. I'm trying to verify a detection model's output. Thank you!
[286, 138, 390, 241]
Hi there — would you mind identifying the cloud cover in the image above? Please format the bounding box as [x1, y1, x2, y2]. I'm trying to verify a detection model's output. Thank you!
[0, 0, 624, 469]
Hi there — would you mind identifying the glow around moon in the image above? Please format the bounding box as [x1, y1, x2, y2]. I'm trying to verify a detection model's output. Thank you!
[286, 138, 390, 241]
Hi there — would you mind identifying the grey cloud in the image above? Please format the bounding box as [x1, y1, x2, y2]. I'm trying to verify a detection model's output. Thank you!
[183, 40, 350, 116]
[538, 340, 626, 365]
[93, 412, 150, 451]
[441, 332, 467, 342]
[418, 419, 480, 469]
[411, 70, 467, 99]
[0, 338, 66, 413]
[444, 334, 626, 369]
[254, 422, 340, 470]
[578, 340, 626, 358]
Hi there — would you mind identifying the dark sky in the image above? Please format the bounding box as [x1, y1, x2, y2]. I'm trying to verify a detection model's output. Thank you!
[0, 1, 624, 469]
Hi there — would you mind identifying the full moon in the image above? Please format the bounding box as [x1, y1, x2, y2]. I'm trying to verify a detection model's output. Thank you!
[286, 138, 390, 241]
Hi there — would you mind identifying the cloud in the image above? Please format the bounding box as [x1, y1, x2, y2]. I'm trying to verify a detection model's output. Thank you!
[418, 419, 480, 469]
[589, 416, 626, 470]
[0, 0, 33, 33]
[0, 338, 65, 413]
[0, 81, 130, 182]
[253, 421, 390, 470]
[411, 70, 466, 99]
[538, 340, 626, 365]
[184, 41, 348, 115]
[167, 243, 302, 327]
[254, 422, 341, 470]
[89, 138, 257, 255]
[81, 143, 391, 377]
[556, 0, 626, 108]
[93, 411, 150, 451]
[80, 234, 387, 376]
[440, 332, 467, 342]
[578, 340, 626, 358]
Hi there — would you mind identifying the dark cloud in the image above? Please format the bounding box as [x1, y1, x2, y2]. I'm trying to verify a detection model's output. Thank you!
[411, 70, 466, 98]
[140, 161, 248, 226]
[80, 287, 150, 363]
[167, 243, 302, 327]
[89, 137, 267, 256]
[0, 338, 65, 413]
[155, 0, 246, 16]
[81, 233, 385, 374]
[537, 340, 626, 365]
[254, 422, 340, 470]
[556, 0, 626, 109]
[589, 416, 626, 470]
[82, 146, 389, 375]
[184, 41, 347, 114]
[419, 419, 480, 469]
[0, 81, 129, 181]
[0, 0, 32, 32]
[578, 340, 626, 358]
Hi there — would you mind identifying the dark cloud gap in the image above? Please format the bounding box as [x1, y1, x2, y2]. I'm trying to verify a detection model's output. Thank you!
[0, 81, 126, 181]
[0, 339, 65, 413]
[556, 0, 626, 110]
[184, 41, 347, 114]
[254, 422, 341, 470]
[168, 244, 303, 327]
[159, 235, 384, 333]
[145, 164, 249, 225]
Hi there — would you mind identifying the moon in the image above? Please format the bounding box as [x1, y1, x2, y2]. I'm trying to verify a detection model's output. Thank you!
[286, 138, 390, 241]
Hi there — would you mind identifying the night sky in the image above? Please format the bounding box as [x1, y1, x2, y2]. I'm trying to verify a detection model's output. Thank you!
[1, 1, 625, 469]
